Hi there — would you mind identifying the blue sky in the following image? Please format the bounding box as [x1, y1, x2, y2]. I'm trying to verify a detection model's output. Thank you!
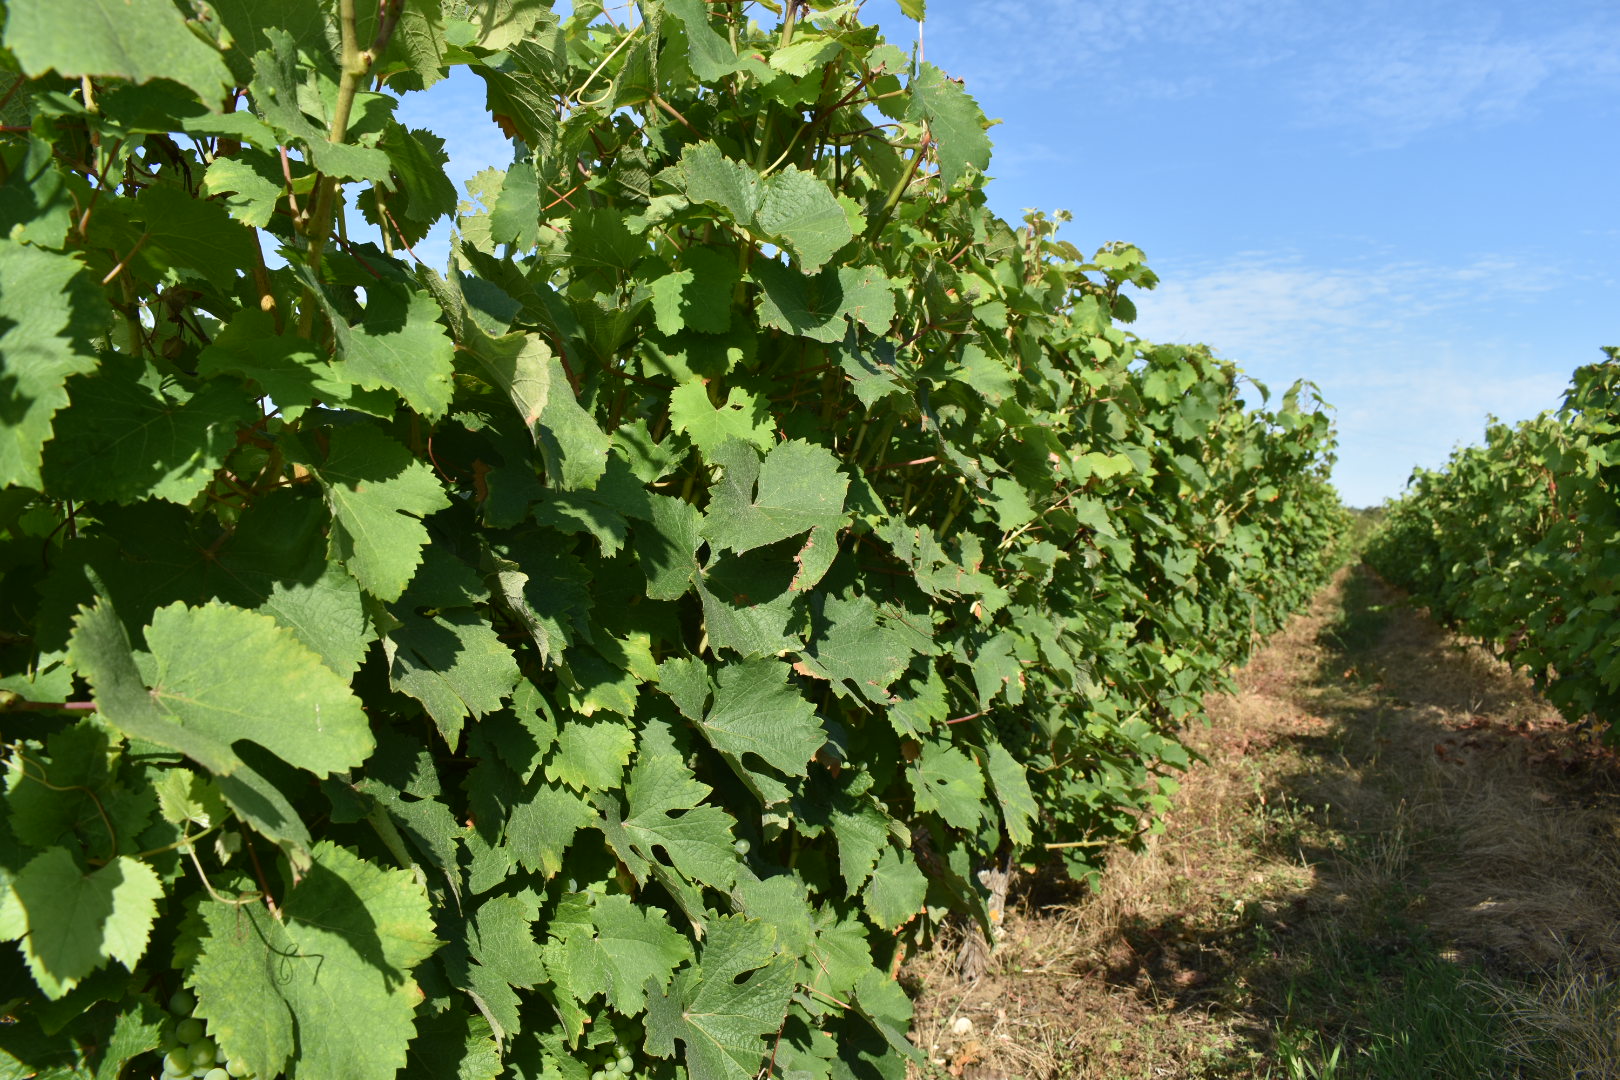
[395, 0, 1619, 507]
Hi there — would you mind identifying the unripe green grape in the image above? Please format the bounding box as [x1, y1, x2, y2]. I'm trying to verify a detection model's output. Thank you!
[169, 989, 196, 1016]
[164, 1050, 192, 1075]
[604, 1059, 621, 1074]
[225, 1059, 251, 1078]
[617, 1055, 633, 1072]
[191, 1039, 217, 1067]
[203, 1070, 230, 1080]
[591, 1070, 605, 1080]
[733, 838, 750, 855]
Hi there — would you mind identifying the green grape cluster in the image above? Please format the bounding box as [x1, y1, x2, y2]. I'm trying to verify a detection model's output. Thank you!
[587, 1038, 636, 1080]
[157, 990, 256, 1080]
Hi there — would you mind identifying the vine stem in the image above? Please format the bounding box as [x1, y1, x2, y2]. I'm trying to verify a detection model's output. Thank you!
[866, 131, 929, 237]
[298, 0, 400, 337]
[751, 1, 802, 170]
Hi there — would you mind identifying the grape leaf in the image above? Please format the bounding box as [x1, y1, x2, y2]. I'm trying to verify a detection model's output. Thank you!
[386, 610, 522, 748]
[547, 717, 636, 792]
[188, 842, 440, 1080]
[41, 360, 256, 506]
[636, 494, 705, 601]
[671, 142, 763, 224]
[906, 63, 992, 189]
[549, 892, 694, 1016]
[131, 185, 258, 292]
[702, 440, 848, 555]
[2, 848, 162, 1000]
[860, 847, 927, 930]
[602, 720, 740, 894]
[697, 659, 824, 778]
[754, 167, 853, 273]
[536, 352, 612, 491]
[203, 151, 286, 228]
[489, 159, 541, 249]
[505, 780, 595, 878]
[318, 278, 456, 418]
[457, 326, 551, 443]
[0, 240, 110, 490]
[252, 30, 393, 181]
[909, 740, 986, 831]
[983, 739, 1038, 846]
[753, 261, 896, 342]
[797, 594, 914, 704]
[667, 381, 774, 456]
[643, 914, 795, 1080]
[3, 0, 233, 103]
[69, 596, 374, 778]
[305, 424, 451, 603]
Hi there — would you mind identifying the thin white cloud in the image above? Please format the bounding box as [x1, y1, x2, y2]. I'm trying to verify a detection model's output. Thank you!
[1126, 251, 1586, 506]
[916, 0, 1620, 145]
[1295, 23, 1620, 146]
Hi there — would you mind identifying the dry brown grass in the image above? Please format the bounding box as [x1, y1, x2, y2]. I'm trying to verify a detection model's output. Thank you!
[904, 566, 1620, 1080]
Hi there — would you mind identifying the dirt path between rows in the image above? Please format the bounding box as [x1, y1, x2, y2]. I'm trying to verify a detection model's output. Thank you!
[907, 564, 1620, 1079]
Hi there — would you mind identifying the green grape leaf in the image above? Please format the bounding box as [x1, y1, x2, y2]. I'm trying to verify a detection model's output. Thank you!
[489, 159, 540, 249]
[3, 0, 233, 103]
[671, 142, 762, 224]
[40, 360, 256, 506]
[702, 440, 848, 555]
[567, 207, 646, 275]
[505, 780, 595, 878]
[983, 739, 1038, 846]
[210, 488, 375, 677]
[305, 424, 451, 603]
[643, 914, 795, 1080]
[649, 269, 695, 336]
[315, 278, 456, 418]
[69, 596, 374, 778]
[447, 0, 553, 50]
[131, 186, 258, 292]
[755, 167, 853, 273]
[860, 847, 927, 930]
[207, 0, 328, 68]
[547, 717, 636, 793]
[635, 493, 705, 601]
[0, 240, 111, 490]
[3, 848, 162, 1000]
[458, 326, 551, 442]
[203, 150, 286, 228]
[905, 63, 992, 189]
[550, 892, 694, 1016]
[797, 594, 913, 703]
[537, 353, 612, 491]
[908, 741, 986, 831]
[669, 245, 740, 334]
[471, 894, 548, 991]
[658, 0, 756, 84]
[753, 261, 896, 342]
[698, 659, 824, 778]
[189, 842, 440, 1080]
[386, 611, 522, 749]
[0, 137, 75, 247]
[667, 381, 774, 456]
[605, 720, 740, 893]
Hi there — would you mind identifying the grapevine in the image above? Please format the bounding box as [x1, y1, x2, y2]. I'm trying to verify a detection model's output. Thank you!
[1366, 350, 1620, 736]
[0, 2, 1346, 1078]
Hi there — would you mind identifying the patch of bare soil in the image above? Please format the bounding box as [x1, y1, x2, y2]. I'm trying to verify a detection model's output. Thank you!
[904, 565, 1620, 1079]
